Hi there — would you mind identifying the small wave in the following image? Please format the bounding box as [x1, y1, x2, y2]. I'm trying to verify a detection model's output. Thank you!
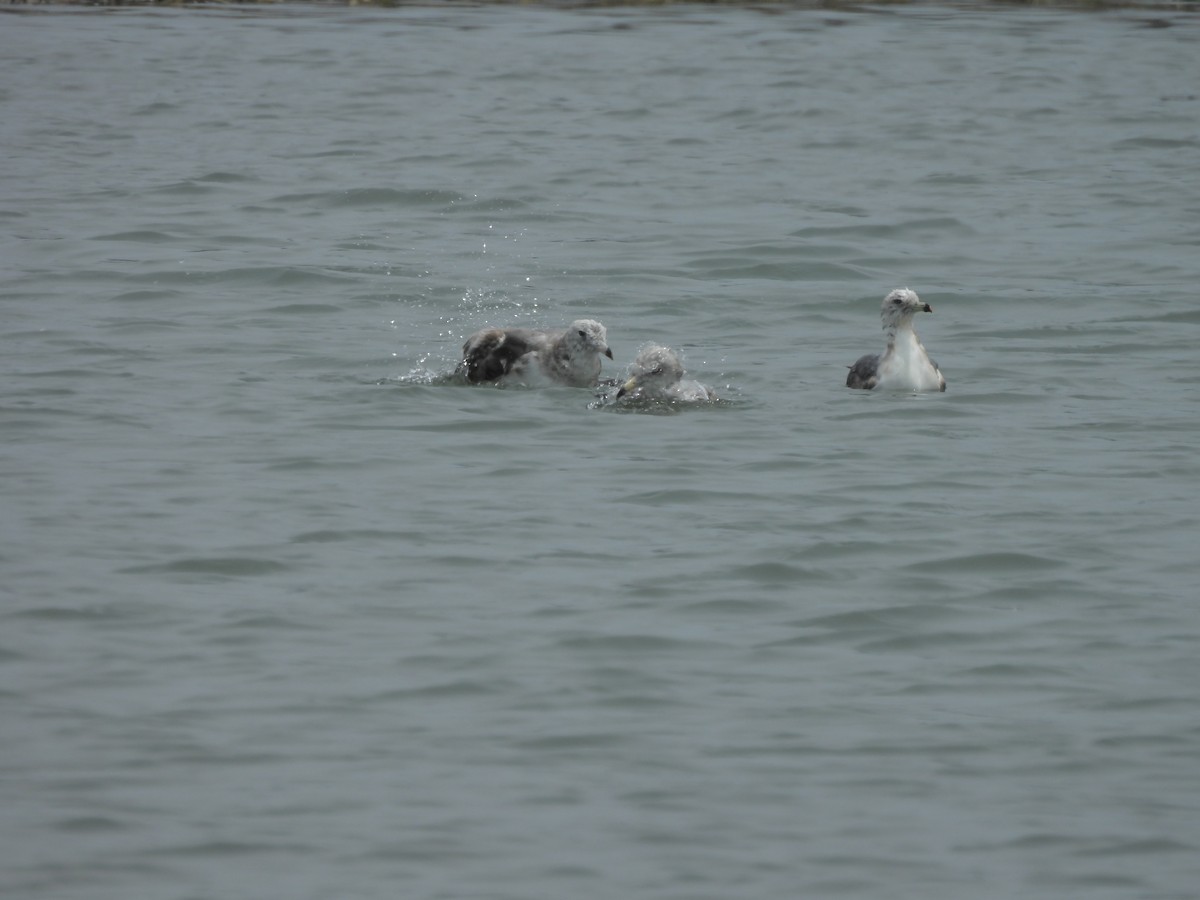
[269, 187, 464, 210]
[119, 557, 290, 578]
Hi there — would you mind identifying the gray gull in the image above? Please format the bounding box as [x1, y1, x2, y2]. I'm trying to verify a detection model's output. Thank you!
[459, 319, 613, 388]
[846, 288, 946, 392]
[616, 344, 716, 403]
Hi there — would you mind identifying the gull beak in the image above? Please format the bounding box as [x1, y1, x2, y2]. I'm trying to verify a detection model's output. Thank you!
[616, 375, 637, 399]
[604, 347, 614, 360]
[922, 303, 933, 313]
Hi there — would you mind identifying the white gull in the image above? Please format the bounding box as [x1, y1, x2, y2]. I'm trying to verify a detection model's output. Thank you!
[846, 288, 946, 392]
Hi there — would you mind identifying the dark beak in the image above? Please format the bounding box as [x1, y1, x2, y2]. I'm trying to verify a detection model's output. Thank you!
[604, 348, 614, 359]
[922, 303, 933, 313]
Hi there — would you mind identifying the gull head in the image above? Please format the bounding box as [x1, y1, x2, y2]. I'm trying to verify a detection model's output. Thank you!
[880, 288, 933, 330]
[617, 344, 685, 398]
[567, 319, 613, 360]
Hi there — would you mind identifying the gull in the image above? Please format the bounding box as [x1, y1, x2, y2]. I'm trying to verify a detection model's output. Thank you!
[846, 288, 946, 392]
[459, 319, 613, 388]
[616, 344, 716, 403]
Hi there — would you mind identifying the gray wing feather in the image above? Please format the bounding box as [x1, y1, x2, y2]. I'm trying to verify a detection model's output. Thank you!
[846, 353, 880, 390]
[460, 328, 541, 383]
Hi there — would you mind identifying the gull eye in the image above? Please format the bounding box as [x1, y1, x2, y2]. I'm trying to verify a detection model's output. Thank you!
[892, 297, 903, 305]
[578, 330, 587, 338]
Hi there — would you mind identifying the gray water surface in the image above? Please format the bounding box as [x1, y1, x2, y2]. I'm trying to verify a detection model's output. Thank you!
[3, 4, 1199, 899]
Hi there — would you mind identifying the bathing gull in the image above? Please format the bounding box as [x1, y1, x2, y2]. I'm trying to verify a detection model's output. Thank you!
[616, 344, 716, 403]
[459, 319, 613, 388]
[846, 288, 946, 392]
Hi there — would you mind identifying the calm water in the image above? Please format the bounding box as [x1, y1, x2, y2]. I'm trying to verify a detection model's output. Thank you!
[3, 3, 1199, 898]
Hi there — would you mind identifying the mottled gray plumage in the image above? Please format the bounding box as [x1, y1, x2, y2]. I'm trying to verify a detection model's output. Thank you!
[459, 319, 612, 388]
[616, 344, 715, 403]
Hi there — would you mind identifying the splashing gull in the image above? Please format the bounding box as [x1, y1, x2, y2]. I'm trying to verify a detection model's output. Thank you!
[616, 344, 716, 403]
[459, 319, 613, 388]
[846, 288, 946, 392]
